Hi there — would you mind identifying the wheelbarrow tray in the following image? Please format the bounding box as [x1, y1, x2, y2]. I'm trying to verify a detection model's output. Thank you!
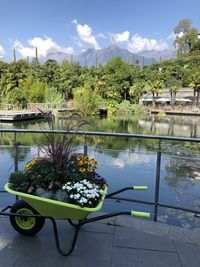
[5, 183, 108, 220]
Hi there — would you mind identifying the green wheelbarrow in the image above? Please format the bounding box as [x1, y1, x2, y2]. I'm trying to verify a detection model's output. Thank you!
[1, 183, 150, 256]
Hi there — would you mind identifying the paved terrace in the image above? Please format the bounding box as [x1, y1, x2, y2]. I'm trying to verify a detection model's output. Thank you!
[0, 212, 200, 267]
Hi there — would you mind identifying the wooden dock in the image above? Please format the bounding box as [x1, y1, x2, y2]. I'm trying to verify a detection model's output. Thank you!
[151, 110, 200, 116]
[0, 110, 52, 121]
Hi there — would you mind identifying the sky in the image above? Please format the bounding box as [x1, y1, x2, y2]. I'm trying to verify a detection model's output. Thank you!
[0, 0, 200, 60]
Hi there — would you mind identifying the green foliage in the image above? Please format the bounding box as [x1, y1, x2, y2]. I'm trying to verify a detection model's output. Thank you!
[174, 18, 200, 56]
[1, 33, 200, 113]
[131, 104, 149, 118]
[9, 170, 29, 192]
[73, 81, 101, 117]
[129, 82, 148, 104]
[5, 87, 27, 105]
[18, 75, 48, 103]
[44, 87, 65, 108]
[104, 57, 132, 101]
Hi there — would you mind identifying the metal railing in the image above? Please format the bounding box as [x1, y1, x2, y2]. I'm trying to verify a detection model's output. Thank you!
[1, 128, 200, 222]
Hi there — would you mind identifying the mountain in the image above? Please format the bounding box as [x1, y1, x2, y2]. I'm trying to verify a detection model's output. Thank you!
[2, 45, 176, 66]
[137, 49, 177, 60]
[76, 45, 155, 66]
[40, 52, 72, 64]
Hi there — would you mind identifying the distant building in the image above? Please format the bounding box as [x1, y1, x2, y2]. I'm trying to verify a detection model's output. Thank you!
[140, 88, 194, 105]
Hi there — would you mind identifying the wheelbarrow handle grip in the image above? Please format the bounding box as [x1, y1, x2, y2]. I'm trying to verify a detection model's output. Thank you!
[131, 210, 150, 218]
[133, 186, 148, 190]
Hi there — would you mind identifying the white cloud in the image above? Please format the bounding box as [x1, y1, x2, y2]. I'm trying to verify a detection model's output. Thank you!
[167, 32, 176, 40]
[128, 34, 168, 53]
[0, 45, 5, 58]
[112, 31, 130, 42]
[13, 37, 73, 58]
[97, 33, 107, 39]
[72, 19, 78, 25]
[177, 32, 184, 38]
[75, 23, 100, 49]
[106, 152, 155, 168]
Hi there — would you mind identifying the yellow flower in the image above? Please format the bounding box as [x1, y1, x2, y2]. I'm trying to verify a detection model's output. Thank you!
[79, 168, 86, 173]
[87, 168, 94, 172]
[93, 164, 99, 169]
[24, 158, 40, 170]
[83, 155, 89, 160]
[91, 159, 97, 164]
[79, 160, 84, 165]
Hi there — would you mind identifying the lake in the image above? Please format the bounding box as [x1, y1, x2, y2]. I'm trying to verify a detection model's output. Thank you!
[0, 114, 200, 229]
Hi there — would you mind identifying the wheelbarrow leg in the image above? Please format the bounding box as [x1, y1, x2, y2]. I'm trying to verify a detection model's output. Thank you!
[49, 218, 81, 256]
[68, 219, 82, 227]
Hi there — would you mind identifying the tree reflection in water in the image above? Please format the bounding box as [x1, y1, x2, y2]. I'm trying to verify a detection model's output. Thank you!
[0, 115, 200, 228]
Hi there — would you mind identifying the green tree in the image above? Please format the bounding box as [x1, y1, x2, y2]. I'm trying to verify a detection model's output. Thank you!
[59, 60, 82, 100]
[41, 59, 60, 88]
[189, 72, 200, 106]
[104, 57, 132, 101]
[73, 81, 101, 117]
[148, 80, 164, 103]
[174, 19, 200, 55]
[0, 60, 29, 101]
[167, 78, 182, 109]
[44, 87, 65, 108]
[129, 81, 149, 104]
[18, 75, 48, 103]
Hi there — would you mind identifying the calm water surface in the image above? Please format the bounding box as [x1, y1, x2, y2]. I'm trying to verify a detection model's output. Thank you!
[0, 115, 200, 229]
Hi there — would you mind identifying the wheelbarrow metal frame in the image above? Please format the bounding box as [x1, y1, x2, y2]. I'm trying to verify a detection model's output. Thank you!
[1, 183, 150, 256]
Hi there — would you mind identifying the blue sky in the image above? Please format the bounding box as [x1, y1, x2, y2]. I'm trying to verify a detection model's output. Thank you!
[0, 0, 200, 59]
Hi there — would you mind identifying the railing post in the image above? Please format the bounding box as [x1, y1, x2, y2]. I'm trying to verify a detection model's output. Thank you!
[13, 132, 19, 172]
[154, 139, 162, 221]
[84, 133, 88, 155]
[13, 132, 20, 200]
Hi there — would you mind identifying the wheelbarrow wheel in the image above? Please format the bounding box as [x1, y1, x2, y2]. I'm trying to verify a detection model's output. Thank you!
[10, 200, 45, 236]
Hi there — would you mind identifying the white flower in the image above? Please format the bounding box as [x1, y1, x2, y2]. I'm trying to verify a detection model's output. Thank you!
[74, 193, 80, 200]
[80, 197, 87, 203]
[66, 186, 72, 190]
[70, 194, 74, 198]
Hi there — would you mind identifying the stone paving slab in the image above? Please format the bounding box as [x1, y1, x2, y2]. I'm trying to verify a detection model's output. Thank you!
[115, 214, 200, 245]
[113, 226, 176, 252]
[174, 240, 200, 267]
[0, 214, 200, 267]
[111, 247, 181, 267]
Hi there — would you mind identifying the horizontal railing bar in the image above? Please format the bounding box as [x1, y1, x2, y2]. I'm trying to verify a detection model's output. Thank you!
[0, 129, 200, 143]
[158, 203, 200, 214]
[0, 192, 199, 215]
[110, 197, 200, 214]
[111, 196, 155, 205]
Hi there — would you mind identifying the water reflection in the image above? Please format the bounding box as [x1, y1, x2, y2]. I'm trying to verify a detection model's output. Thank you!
[138, 115, 200, 138]
[0, 115, 200, 229]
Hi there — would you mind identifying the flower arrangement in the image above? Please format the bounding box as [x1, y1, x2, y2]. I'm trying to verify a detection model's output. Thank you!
[62, 180, 104, 207]
[8, 113, 107, 208]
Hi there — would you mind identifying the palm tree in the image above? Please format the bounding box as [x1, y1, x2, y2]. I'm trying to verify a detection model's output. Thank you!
[169, 86, 180, 109]
[167, 78, 182, 109]
[148, 80, 164, 105]
[189, 72, 200, 107]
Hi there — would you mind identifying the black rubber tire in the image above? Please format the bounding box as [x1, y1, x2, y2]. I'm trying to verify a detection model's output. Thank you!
[10, 200, 45, 236]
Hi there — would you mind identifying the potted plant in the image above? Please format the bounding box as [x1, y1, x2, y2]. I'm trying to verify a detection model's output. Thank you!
[6, 113, 108, 224]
